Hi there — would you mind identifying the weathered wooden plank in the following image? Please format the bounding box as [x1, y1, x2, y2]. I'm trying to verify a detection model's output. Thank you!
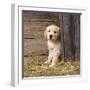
[59, 14, 64, 61]
[23, 11, 59, 18]
[62, 14, 75, 60]
[24, 39, 48, 57]
[74, 15, 80, 60]
[62, 14, 80, 60]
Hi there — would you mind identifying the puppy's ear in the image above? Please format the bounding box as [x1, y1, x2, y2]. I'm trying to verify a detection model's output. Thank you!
[44, 29, 47, 39]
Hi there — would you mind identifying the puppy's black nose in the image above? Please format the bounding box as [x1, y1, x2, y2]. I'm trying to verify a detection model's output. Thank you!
[50, 35, 52, 38]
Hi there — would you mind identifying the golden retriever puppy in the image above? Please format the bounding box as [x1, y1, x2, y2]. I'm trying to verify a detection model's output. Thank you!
[44, 24, 61, 67]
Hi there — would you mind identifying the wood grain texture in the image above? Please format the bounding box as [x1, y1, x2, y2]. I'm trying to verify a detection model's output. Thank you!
[62, 14, 75, 60]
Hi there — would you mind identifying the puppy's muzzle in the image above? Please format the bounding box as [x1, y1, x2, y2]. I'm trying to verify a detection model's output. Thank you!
[50, 35, 53, 39]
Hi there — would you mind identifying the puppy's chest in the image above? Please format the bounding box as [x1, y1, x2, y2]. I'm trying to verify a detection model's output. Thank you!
[48, 41, 61, 50]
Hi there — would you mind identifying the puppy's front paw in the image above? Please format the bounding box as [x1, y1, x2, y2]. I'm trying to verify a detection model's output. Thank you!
[49, 63, 55, 68]
[44, 61, 50, 64]
[44, 61, 48, 64]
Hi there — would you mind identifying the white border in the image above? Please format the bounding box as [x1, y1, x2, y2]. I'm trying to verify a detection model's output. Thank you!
[11, 4, 87, 87]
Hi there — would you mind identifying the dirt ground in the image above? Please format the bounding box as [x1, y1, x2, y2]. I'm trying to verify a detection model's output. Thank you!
[23, 56, 80, 77]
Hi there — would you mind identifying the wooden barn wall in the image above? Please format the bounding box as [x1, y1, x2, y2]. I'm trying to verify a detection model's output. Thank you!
[22, 11, 80, 60]
[22, 11, 60, 57]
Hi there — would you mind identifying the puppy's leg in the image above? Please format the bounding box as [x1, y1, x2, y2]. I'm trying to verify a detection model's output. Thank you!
[45, 53, 52, 64]
[49, 55, 58, 67]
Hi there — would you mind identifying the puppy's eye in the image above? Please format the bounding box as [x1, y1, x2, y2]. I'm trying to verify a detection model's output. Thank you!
[48, 30, 50, 32]
[54, 31, 56, 33]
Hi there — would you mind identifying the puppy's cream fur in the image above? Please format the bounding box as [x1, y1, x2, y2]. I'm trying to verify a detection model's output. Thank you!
[44, 25, 61, 67]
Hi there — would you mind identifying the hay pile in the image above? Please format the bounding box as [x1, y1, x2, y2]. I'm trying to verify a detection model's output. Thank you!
[24, 56, 80, 77]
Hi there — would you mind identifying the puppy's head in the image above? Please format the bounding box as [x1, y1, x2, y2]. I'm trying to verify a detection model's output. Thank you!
[44, 25, 61, 41]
